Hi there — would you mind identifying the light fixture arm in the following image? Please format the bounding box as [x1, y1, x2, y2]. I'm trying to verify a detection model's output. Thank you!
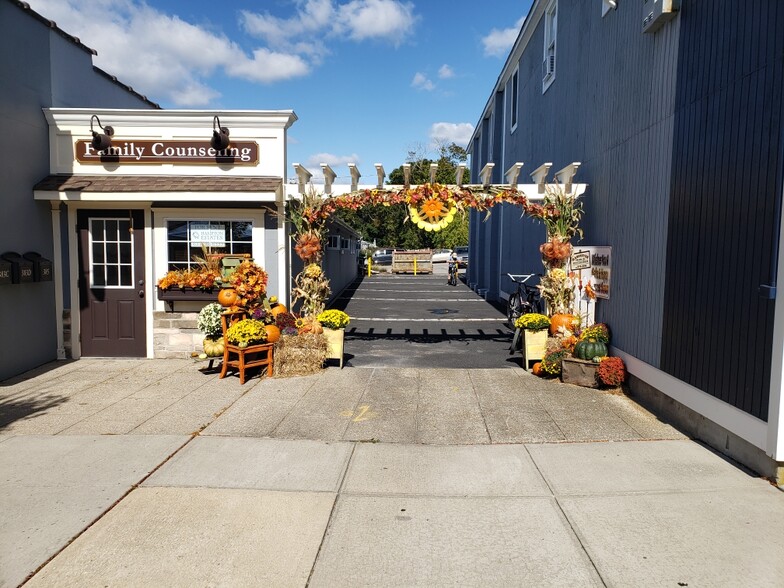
[89, 114, 114, 151]
[211, 115, 230, 150]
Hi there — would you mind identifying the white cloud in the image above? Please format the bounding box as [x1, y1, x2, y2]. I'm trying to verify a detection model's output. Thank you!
[429, 122, 475, 148]
[334, 0, 417, 44]
[411, 72, 435, 91]
[438, 64, 454, 79]
[306, 153, 361, 167]
[24, 0, 312, 106]
[24, 0, 417, 106]
[482, 16, 525, 57]
[242, 0, 417, 49]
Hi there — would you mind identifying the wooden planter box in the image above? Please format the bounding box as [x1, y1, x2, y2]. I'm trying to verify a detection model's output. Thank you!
[322, 327, 345, 368]
[157, 287, 218, 301]
[561, 357, 599, 388]
[522, 329, 547, 369]
[157, 287, 218, 311]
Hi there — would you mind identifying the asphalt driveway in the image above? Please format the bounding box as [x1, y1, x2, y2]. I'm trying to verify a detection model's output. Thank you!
[334, 269, 515, 368]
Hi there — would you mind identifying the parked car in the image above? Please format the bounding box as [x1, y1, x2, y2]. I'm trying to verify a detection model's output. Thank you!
[431, 248, 453, 263]
[371, 249, 394, 266]
[453, 246, 469, 268]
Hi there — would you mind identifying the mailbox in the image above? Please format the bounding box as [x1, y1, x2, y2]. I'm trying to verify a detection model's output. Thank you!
[1, 252, 34, 283]
[0, 258, 11, 285]
[23, 252, 53, 282]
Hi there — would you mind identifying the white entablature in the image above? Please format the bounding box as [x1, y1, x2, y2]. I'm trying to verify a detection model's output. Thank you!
[286, 161, 587, 200]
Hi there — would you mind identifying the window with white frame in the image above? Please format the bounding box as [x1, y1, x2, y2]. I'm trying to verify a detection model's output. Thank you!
[510, 67, 519, 132]
[90, 218, 134, 288]
[327, 235, 339, 249]
[340, 237, 350, 250]
[165, 220, 252, 271]
[543, 0, 557, 92]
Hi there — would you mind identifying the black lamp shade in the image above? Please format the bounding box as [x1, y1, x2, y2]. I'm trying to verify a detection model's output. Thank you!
[211, 127, 230, 150]
[91, 131, 113, 151]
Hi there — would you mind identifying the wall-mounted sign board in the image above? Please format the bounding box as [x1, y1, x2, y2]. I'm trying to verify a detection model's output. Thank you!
[75, 140, 259, 166]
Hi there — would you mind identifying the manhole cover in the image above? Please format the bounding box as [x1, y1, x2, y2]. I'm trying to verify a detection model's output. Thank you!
[429, 308, 458, 315]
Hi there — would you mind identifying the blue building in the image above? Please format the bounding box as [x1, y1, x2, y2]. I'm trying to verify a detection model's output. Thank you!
[468, 0, 784, 483]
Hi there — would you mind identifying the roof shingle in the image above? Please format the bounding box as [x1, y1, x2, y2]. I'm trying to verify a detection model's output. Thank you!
[34, 175, 282, 193]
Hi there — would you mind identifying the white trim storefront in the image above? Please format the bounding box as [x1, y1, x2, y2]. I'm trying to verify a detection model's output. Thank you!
[34, 108, 297, 359]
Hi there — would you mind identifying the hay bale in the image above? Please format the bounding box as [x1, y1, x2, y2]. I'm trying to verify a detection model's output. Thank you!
[273, 333, 327, 377]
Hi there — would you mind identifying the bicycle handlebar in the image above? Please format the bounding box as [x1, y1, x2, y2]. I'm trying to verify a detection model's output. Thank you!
[506, 273, 541, 284]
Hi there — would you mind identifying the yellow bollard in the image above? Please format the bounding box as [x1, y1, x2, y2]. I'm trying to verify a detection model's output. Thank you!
[367, 258, 371, 277]
[414, 258, 417, 276]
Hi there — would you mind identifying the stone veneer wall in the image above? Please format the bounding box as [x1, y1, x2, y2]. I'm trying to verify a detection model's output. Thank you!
[153, 311, 204, 358]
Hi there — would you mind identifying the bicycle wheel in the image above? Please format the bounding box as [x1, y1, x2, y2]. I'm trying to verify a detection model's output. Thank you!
[507, 293, 522, 323]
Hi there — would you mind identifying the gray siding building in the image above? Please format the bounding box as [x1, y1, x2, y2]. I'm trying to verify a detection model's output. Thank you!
[468, 0, 784, 481]
[0, 0, 157, 381]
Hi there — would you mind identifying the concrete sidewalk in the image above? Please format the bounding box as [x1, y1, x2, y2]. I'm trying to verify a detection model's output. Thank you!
[2, 359, 783, 586]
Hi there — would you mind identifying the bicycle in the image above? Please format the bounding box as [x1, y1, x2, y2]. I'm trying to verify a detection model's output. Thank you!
[505, 273, 543, 353]
[447, 261, 458, 286]
[506, 273, 542, 323]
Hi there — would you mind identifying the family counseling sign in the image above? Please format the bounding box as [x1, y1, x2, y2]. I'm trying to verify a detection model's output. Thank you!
[75, 140, 259, 166]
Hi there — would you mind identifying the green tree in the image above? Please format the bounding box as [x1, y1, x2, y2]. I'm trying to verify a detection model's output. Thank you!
[338, 142, 470, 250]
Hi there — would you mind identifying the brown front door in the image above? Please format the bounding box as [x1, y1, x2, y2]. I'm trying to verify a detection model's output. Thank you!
[77, 210, 146, 357]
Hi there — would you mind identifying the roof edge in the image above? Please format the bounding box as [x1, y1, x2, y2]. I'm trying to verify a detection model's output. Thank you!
[8, 0, 96, 56]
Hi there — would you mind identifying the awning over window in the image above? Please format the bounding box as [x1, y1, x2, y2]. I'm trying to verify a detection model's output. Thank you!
[33, 175, 283, 202]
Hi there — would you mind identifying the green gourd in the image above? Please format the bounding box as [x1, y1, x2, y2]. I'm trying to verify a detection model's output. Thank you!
[573, 338, 608, 361]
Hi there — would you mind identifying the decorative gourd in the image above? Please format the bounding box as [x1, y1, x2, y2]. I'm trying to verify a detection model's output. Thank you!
[532, 362, 544, 376]
[310, 321, 323, 335]
[573, 338, 608, 361]
[264, 324, 281, 344]
[202, 336, 225, 357]
[217, 288, 238, 307]
[549, 313, 578, 336]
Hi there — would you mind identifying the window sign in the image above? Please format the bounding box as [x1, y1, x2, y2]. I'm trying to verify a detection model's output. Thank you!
[570, 250, 591, 271]
[190, 223, 226, 247]
[590, 246, 611, 299]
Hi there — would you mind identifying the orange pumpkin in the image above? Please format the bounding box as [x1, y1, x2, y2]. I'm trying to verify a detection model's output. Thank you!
[264, 324, 281, 344]
[532, 362, 543, 376]
[217, 288, 238, 307]
[270, 304, 288, 318]
[549, 313, 578, 336]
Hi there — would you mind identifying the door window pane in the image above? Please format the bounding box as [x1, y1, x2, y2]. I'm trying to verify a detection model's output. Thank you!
[90, 217, 135, 288]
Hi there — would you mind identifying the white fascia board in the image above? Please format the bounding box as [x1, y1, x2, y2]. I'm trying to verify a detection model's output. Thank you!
[613, 347, 769, 450]
[44, 108, 298, 130]
[468, 0, 547, 148]
[34, 190, 278, 202]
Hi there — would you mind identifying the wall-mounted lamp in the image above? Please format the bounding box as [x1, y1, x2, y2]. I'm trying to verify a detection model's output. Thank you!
[90, 115, 114, 151]
[211, 116, 230, 150]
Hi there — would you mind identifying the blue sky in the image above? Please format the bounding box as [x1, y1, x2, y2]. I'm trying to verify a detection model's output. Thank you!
[28, 0, 532, 183]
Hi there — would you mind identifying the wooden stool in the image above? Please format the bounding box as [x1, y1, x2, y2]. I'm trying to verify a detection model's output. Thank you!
[219, 311, 274, 384]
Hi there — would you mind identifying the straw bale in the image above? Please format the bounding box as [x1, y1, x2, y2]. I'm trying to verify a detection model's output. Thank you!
[273, 333, 327, 377]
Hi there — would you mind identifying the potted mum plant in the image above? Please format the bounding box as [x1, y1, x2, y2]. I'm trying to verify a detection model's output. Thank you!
[514, 313, 550, 369]
[316, 309, 350, 368]
[197, 302, 225, 358]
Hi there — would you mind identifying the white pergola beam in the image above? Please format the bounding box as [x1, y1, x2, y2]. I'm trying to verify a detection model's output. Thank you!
[403, 163, 411, 187]
[348, 163, 361, 192]
[429, 163, 438, 184]
[456, 164, 466, 187]
[320, 163, 337, 195]
[479, 163, 495, 187]
[555, 162, 581, 193]
[530, 162, 553, 194]
[375, 163, 385, 189]
[505, 162, 524, 189]
[292, 163, 312, 195]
